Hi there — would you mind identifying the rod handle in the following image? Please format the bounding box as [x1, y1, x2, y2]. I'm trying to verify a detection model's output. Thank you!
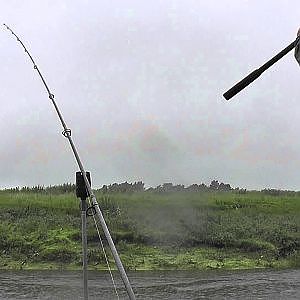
[223, 69, 262, 100]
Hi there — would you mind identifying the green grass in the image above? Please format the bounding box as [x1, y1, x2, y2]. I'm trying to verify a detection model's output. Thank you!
[0, 190, 299, 270]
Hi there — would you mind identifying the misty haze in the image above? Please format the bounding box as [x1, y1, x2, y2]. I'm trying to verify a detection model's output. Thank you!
[1, 1, 300, 300]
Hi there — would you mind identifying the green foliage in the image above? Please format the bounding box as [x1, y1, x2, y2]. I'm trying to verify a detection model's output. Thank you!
[0, 189, 299, 269]
[289, 251, 300, 268]
[39, 245, 78, 263]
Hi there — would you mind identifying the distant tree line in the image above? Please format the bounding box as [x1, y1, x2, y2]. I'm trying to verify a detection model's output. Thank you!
[98, 180, 234, 193]
[5, 183, 299, 196]
[2, 180, 237, 194]
[7, 181, 300, 196]
[100, 181, 145, 193]
[261, 188, 298, 197]
[4, 183, 76, 194]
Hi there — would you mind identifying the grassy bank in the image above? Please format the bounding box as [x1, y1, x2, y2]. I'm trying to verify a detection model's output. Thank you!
[0, 190, 299, 270]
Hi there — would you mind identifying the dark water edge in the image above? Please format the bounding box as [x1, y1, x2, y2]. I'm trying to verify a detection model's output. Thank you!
[0, 268, 299, 299]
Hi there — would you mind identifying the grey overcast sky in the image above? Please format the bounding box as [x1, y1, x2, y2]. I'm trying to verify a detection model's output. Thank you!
[1, 1, 300, 190]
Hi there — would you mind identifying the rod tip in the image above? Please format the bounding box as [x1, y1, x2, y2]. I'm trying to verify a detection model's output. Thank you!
[223, 92, 233, 101]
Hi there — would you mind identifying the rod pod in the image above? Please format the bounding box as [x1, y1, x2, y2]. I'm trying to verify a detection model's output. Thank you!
[76, 171, 91, 300]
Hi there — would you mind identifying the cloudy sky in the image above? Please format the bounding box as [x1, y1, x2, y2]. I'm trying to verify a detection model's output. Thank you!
[1, 1, 300, 190]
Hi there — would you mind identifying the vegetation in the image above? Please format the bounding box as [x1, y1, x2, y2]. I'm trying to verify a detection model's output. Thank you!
[0, 182, 299, 270]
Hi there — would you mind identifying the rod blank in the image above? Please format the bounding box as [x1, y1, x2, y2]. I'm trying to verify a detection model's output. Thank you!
[3, 24, 136, 300]
[223, 36, 300, 100]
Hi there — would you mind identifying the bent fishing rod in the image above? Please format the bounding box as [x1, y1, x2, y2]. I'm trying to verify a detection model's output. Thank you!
[3, 24, 136, 300]
[223, 34, 300, 100]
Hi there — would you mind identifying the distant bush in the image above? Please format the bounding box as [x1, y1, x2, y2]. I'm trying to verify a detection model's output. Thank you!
[39, 245, 78, 263]
[290, 251, 300, 267]
[261, 189, 297, 197]
[87, 248, 105, 264]
[236, 239, 276, 254]
[98, 181, 145, 193]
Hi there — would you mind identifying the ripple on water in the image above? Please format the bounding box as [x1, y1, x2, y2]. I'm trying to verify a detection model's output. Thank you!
[0, 269, 299, 299]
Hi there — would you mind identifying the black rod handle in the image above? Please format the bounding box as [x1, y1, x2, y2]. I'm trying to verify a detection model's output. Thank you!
[223, 69, 262, 100]
[223, 36, 300, 100]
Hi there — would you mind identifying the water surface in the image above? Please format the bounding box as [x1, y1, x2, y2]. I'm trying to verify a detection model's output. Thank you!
[0, 269, 299, 299]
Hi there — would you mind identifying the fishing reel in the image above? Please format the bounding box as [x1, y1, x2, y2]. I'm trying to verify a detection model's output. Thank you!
[75, 171, 96, 215]
[76, 171, 91, 200]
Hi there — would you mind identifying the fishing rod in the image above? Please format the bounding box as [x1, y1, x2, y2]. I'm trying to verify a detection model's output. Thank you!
[223, 35, 300, 100]
[3, 24, 136, 300]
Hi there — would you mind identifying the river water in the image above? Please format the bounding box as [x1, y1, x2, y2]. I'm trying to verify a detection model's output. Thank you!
[0, 269, 299, 299]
